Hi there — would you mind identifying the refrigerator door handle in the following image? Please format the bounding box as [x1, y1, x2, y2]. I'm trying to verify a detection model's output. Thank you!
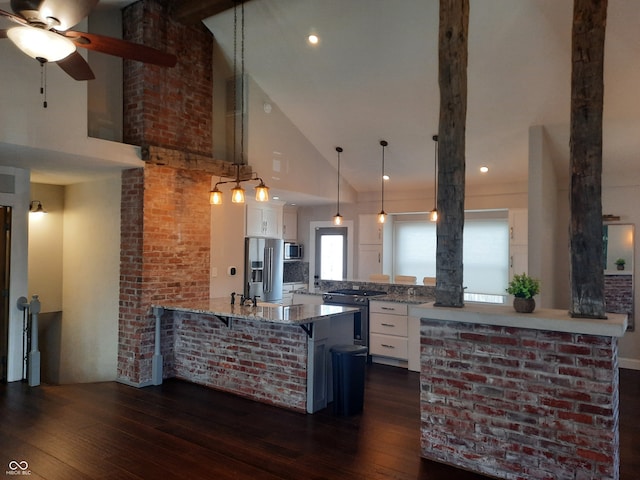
[264, 247, 273, 292]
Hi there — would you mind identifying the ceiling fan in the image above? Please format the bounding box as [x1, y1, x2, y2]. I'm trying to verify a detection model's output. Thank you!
[0, 0, 177, 81]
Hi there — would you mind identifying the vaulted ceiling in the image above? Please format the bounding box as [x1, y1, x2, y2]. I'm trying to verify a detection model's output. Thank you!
[200, 0, 640, 197]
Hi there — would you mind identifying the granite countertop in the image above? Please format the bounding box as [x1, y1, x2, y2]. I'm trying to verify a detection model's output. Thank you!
[409, 302, 628, 337]
[293, 288, 433, 305]
[153, 298, 358, 325]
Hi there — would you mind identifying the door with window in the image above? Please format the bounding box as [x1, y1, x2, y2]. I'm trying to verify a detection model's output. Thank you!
[314, 227, 347, 281]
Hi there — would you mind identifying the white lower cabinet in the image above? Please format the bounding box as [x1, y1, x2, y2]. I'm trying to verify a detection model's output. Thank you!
[283, 283, 306, 305]
[369, 301, 408, 363]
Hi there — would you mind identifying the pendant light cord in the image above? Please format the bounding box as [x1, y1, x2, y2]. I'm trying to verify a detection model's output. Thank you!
[336, 147, 342, 212]
[433, 135, 438, 207]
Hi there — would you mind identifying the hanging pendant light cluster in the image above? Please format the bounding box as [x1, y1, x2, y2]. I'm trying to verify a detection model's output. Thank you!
[378, 140, 388, 224]
[430, 135, 438, 222]
[333, 146, 344, 225]
[210, 0, 269, 206]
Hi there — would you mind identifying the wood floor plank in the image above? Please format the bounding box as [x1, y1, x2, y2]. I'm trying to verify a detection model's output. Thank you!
[1, 364, 638, 479]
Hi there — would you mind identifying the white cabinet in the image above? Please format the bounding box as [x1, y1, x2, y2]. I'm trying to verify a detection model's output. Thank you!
[508, 208, 528, 278]
[358, 214, 383, 278]
[292, 292, 323, 306]
[246, 201, 282, 238]
[358, 244, 382, 281]
[283, 209, 298, 241]
[283, 282, 306, 305]
[369, 301, 408, 362]
[359, 214, 382, 244]
[407, 316, 420, 372]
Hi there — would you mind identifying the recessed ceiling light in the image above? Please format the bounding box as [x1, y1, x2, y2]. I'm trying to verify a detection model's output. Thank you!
[480, 166, 489, 173]
[308, 34, 319, 45]
[383, 174, 390, 181]
[273, 196, 280, 200]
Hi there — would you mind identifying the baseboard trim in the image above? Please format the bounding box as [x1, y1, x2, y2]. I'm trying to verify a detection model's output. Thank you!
[619, 357, 640, 370]
[117, 377, 154, 388]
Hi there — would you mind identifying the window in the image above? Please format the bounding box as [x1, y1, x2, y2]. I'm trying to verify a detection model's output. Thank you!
[392, 211, 509, 301]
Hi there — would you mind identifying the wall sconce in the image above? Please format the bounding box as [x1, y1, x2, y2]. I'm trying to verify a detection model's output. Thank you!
[378, 140, 388, 224]
[333, 146, 343, 225]
[29, 200, 47, 218]
[210, 164, 270, 205]
[430, 135, 438, 222]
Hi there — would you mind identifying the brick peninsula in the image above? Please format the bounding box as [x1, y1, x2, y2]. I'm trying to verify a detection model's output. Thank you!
[409, 302, 628, 480]
[150, 299, 358, 414]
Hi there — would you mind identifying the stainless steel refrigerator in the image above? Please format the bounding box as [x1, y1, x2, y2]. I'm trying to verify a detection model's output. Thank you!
[244, 237, 284, 303]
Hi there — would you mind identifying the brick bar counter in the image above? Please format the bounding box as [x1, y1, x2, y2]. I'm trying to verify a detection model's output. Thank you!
[409, 303, 627, 480]
[153, 299, 357, 414]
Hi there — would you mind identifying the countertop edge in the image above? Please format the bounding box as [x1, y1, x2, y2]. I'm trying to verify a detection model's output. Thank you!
[151, 301, 359, 325]
[409, 302, 628, 337]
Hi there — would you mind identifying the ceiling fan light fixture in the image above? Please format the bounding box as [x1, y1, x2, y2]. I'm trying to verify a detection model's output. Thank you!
[7, 26, 76, 62]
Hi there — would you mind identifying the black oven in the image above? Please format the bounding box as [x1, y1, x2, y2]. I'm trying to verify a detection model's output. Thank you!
[322, 289, 386, 354]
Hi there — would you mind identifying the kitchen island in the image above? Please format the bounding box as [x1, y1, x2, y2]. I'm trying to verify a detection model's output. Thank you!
[410, 302, 627, 480]
[151, 299, 358, 413]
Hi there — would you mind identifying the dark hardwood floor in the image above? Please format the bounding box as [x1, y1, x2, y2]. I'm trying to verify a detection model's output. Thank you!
[1, 365, 638, 479]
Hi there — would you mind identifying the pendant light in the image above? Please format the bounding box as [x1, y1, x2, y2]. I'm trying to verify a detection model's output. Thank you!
[209, 0, 269, 205]
[430, 135, 438, 222]
[333, 146, 343, 225]
[378, 140, 388, 224]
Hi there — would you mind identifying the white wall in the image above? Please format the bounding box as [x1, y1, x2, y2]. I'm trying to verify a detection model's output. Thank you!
[59, 176, 121, 383]
[28, 184, 64, 313]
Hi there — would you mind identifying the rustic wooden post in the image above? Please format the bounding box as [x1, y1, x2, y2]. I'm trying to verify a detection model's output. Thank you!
[434, 0, 469, 308]
[569, 0, 607, 319]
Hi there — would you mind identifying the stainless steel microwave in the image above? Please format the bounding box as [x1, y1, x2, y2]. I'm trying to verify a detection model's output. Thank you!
[284, 243, 303, 260]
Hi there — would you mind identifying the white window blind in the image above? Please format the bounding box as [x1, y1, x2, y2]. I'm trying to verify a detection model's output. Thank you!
[392, 213, 508, 296]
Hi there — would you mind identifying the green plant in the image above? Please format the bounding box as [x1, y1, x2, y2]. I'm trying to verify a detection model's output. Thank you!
[506, 273, 540, 299]
[615, 258, 626, 266]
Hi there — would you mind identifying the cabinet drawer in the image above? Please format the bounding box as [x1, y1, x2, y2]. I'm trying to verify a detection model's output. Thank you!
[370, 313, 408, 336]
[370, 333, 408, 360]
[370, 301, 408, 315]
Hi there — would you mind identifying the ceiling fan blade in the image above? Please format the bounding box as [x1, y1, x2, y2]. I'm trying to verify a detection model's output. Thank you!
[10, 0, 97, 30]
[56, 50, 95, 81]
[0, 7, 28, 25]
[63, 30, 177, 67]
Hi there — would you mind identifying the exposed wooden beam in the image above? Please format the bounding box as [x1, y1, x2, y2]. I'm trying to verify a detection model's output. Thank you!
[434, 0, 469, 308]
[569, 0, 608, 319]
[171, 0, 254, 25]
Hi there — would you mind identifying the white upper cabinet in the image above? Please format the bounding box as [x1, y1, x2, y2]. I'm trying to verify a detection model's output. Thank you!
[246, 200, 283, 238]
[283, 209, 298, 241]
[359, 214, 383, 244]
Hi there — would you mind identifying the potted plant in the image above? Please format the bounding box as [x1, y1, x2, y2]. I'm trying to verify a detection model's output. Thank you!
[615, 258, 626, 271]
[506, 273, 540, 313]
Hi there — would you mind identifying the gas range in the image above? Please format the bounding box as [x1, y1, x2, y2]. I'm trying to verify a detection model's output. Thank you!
[322, 288, 386, 352]
[322, 289, 387, 305]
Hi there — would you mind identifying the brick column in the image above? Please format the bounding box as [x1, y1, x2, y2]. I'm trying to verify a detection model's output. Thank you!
[117, 0, 215, 385]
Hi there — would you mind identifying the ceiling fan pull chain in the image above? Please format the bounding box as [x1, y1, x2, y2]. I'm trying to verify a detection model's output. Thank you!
[39, 60, 48, 109]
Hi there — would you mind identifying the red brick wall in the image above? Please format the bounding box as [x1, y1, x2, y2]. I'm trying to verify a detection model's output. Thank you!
[118, 0, 215, 385]
[169, 311, 308, 412]
[605, 274, 633, 318]
[420, 320, 619, 480]
[118, 164, 211, 384]
[122, 0, 213, 156]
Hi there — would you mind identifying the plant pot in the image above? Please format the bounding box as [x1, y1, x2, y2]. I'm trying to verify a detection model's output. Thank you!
[513, 297, 535, 313]
[617, 264, 625, 271]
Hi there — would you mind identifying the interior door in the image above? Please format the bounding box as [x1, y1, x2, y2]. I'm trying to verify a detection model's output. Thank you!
[0, 206, 11, 383]
[314, 227, 347, 281]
